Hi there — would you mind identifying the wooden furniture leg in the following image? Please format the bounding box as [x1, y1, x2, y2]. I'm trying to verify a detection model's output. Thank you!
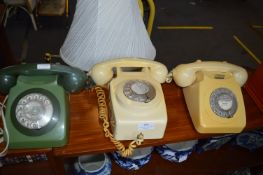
[47, 152, 66, 175]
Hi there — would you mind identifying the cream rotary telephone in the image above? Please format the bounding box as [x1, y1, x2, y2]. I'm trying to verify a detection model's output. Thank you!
[168, 60, 248, 133]
[90, 58, 168, 157]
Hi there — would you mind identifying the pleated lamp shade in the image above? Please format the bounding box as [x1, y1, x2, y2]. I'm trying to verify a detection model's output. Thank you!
[60, 0, 156, 71]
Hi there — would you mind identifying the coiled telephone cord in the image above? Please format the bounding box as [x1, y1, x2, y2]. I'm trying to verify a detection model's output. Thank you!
[94, 86, 144, 157]
[0, 95, 9, 157]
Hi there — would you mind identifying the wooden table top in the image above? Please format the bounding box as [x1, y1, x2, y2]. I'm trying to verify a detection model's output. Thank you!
[52, 82, 263, 157]
[1, 81, 262, 157]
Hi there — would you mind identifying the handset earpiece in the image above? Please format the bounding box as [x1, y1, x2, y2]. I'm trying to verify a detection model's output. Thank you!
[0, 74, 17, 94]
[90, 64, 114, 85]
[0, 64, 22, 94]
[149, 63, 168, 83]
[172, 64, 197, 87]
[51, 64, 87, 93]
[231, 68, 248, 87]
[57, 71, 87, 93]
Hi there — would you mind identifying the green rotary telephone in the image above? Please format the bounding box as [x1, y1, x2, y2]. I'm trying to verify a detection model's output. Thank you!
[0, 63, 87, 149]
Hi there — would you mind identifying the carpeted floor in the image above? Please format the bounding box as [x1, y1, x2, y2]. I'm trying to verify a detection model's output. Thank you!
[3, 0, 263, 70]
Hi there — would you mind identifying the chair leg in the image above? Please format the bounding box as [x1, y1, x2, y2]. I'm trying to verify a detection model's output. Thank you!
[0, 7, 7, 24]
[29, 13, 38, 31]
[3, 7, 11, 27]
[138, 0, 144, 17]
[18, 6, 38, 31]
[146, 0, 155, 36]
[65, 0, 69, 17]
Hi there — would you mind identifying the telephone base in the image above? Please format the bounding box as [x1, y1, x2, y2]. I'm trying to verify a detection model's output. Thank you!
[183, 71, 246, 134]
[5, 75, 69, 149]
[194, 126, 245, 134]
[109, 75, 167, 140]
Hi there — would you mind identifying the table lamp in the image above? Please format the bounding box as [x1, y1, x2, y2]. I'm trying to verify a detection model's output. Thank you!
[60, 0, 156, 71]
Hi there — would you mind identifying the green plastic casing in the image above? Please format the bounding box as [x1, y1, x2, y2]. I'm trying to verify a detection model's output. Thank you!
[0, 63, 87, 149]
[5, 75, 69, 148]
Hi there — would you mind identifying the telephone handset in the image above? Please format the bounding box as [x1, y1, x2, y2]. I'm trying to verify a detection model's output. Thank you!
[90, 58, 168, 157]
[0, 63, 86, 150]
[169, 60, 248, 133]
[0, 64, 86, 94]
[90, 58, 168, 85]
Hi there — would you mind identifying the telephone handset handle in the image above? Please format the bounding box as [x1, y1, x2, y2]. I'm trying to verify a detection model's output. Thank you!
[90, 58, 168, 85]
[171, 60, 248, 87]
[0, 64, 87, 94]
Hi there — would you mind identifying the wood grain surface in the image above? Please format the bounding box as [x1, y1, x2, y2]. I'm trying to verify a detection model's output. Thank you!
[0, 81, 262, 157]
[0, 79, 263, 175]
[52, 82, 263, 157]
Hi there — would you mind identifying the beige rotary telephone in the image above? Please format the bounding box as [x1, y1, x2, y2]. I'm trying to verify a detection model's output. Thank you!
[168, 60, 248, 133]
[90, 58, 168, 157]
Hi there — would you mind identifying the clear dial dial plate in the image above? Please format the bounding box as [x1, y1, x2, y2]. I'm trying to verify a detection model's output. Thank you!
[123, 80, 156, 103]
[15, 93, 54, 129]
[210, 88, 238, 118]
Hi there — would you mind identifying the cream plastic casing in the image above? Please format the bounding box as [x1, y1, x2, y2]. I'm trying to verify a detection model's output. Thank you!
[172, 60, 248, 133]
[109, 68, 167, 140]
[183, 71, 246, 133]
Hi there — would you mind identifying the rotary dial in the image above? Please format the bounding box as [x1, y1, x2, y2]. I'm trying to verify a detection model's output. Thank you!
[15, 93, 53, 129]
[123, 80, 156, 103]
[210, 88, 237, 118]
